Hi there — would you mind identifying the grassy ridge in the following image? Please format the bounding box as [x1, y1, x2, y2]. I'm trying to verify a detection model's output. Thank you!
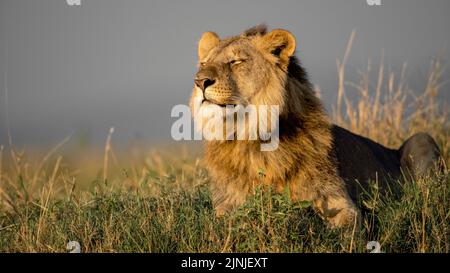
[0, 33, 449, 252]
[0, 172, 448, 252]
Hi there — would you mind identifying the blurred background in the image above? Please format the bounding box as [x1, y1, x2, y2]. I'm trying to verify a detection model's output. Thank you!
[0, 0, 449, 149]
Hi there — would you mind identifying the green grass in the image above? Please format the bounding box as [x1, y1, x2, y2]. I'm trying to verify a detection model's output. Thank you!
[0, 165, 448, 252]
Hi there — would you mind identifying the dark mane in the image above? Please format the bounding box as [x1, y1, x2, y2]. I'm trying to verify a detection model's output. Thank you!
[288, 56, 312, 88]
[242, 24, 267, 37]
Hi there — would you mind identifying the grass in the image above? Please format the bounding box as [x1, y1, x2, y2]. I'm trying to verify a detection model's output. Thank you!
[0, 32, 449, 253]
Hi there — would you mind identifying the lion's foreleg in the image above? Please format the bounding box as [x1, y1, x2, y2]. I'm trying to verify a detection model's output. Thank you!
[313, 193, 360, 229]
[291, 172, 360, 228]
[211, 181, 249, 217]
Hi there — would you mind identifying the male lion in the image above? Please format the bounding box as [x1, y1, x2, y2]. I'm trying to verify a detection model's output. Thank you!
[189, 25, 441, 228]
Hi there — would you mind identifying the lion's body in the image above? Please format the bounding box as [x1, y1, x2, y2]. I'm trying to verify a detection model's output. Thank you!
[332, 126, 441, 201]
[190, 25, 441, 227]
[331, 125, 401, 201]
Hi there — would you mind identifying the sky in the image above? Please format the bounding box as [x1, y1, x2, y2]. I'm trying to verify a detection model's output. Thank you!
[0, 0, 449, 148]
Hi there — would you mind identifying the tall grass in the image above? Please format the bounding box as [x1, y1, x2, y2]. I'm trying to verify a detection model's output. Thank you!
[334, 31, 448, 154]
[0, 32, 448, 252]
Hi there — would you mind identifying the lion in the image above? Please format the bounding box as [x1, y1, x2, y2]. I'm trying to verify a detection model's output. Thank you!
[189, 25, 441, 228]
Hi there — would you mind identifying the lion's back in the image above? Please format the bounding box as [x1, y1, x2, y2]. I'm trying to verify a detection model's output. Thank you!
[331, 125, 401, 201]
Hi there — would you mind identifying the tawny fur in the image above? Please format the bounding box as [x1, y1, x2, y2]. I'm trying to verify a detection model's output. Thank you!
[189, 25, 440, 228]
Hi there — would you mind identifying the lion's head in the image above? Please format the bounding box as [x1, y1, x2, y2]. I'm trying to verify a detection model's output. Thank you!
[189, 25, 322, 145]
[190, 25, 298, 111]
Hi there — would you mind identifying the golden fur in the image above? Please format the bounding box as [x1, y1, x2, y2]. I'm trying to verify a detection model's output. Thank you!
[189, 25, 441, 228]
[190, 25, 358, 227]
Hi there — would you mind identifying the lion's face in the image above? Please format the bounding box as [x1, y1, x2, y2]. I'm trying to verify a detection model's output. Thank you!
[190, 26, 297, 114]
[194, 39, 269, 106]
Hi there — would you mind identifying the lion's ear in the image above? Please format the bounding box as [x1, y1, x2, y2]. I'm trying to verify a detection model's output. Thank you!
[261, 29, 296, 67]
[198, 32, 220, 60]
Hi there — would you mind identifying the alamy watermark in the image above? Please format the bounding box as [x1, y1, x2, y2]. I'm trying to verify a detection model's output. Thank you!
[366, 0, 382, 6]
[367, 241, 383, 253]
[171, 102, 280, 152]
[66, 0, 81, 6]
[66, 241, 81, 253]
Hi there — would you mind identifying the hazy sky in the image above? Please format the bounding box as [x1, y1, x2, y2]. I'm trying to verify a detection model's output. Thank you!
[0, 0, 449, 147]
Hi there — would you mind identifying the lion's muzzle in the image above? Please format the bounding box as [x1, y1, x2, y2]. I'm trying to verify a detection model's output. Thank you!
[195, 65, 232, 105]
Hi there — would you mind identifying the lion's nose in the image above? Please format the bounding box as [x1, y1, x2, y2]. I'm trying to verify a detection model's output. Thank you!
[194, 78, 216, 92]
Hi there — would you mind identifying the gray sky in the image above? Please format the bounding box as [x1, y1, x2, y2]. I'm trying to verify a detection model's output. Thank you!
[0, 0, 449, 147]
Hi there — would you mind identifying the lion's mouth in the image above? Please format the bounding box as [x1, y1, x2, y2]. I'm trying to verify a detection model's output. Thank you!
[202, 98, 230, 107]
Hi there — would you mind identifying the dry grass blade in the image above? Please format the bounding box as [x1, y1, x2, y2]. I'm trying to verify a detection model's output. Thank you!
[103, 127, 115, 185]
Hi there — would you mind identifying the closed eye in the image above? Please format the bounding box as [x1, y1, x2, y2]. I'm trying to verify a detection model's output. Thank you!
[230, 59, 245, 65]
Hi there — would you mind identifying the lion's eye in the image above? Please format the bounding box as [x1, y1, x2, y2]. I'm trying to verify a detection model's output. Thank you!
[230, 59, 245, 66]
[200, 61, 207, 67]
